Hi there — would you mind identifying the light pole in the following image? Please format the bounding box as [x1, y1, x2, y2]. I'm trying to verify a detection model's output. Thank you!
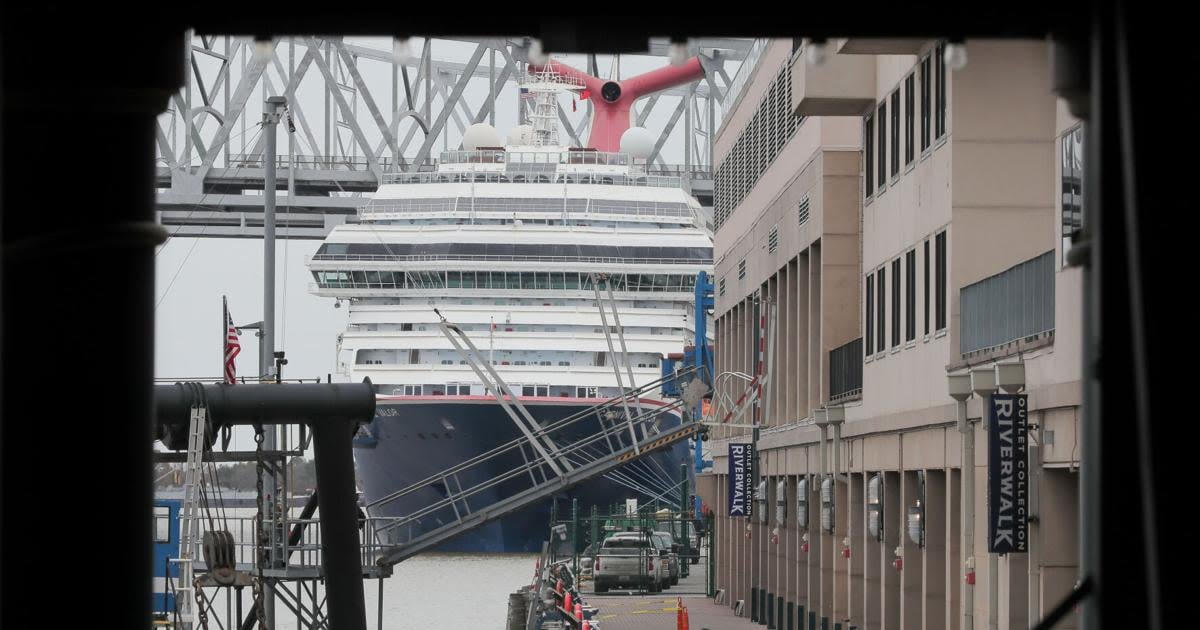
[947, 372, 974, 630]
[970, 367, 998, 630]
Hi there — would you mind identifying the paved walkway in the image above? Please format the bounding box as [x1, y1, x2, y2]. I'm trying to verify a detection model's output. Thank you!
[584, 593, 753, 630]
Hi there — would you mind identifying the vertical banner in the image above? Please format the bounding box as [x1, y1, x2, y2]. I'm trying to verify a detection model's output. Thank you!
[987, 393, 1029, 554]
[728, 443, 755, 517]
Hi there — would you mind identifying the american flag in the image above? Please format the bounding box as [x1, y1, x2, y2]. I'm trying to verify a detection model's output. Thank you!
[519, 87, 534, 100]
[223, 296, 241, 384]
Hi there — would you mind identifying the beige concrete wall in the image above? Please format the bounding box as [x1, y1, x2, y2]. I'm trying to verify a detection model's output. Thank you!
[704, 38, 1081, 630]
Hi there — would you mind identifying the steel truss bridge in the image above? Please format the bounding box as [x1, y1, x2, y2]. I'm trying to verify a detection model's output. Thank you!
[156, 36, 752, 240]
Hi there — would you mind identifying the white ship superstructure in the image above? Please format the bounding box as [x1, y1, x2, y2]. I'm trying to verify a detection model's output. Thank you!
[309, 146, 713, 399]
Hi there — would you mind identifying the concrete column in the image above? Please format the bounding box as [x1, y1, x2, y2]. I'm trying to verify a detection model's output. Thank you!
[834, 469, 850, 625]
[863, 473, 882, 630]
[1001, 553, 1028, 629]
[947, 469, 962, 630]
[796, 455, 812, 626]
[809, 244, 823, 413]
[806, 241, 825, 408]
[924, 470, 948, 630]
[797, 252, 811, 419]
[901, 471, 924, 630]
[1039, 469, 1079, 629]
[882, 472, 901, 629]
[849, 471, 865, 626]
[772, 272, 782, 424]
[716, 472, 726, 596]
[786, 470, 798, 630]
[786, 258, 800, 423]
[804, 452, 819, 626]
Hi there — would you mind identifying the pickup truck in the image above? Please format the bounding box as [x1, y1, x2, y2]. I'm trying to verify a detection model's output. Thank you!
[592, 535, 666, 593]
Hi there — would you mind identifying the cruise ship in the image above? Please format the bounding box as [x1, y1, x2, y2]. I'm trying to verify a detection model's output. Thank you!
[308, 63, 713, 552]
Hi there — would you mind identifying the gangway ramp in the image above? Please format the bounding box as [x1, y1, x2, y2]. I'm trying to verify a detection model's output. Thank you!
[367, 369, 706, 567]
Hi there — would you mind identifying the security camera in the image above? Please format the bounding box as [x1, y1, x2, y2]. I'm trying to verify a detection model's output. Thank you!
[334, 300, 342, 309]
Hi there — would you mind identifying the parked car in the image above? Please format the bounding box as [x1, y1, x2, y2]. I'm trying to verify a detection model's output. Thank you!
[593, 534, 667, 593]
[579, 543, 596, 578]
[686, 521, 702, 564]
[649, 531, 680, 586]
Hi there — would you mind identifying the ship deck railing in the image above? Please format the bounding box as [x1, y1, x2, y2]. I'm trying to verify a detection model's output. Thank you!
[379, 170, 690, 189]
[309, 253, 711, 265]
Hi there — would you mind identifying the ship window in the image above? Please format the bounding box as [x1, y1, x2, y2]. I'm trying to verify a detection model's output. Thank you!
[558, 361, 570, 366]
[539, 361, 552, 366]
[522, 385, 535, 396]
[536, 385, 549, 397]
[441, 360, 453, 365]
[153, 506, 171, 543]
[514, 361, 527, 366]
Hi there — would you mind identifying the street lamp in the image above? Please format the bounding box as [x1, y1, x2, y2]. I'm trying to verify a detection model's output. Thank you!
[948, 371, 975, 630]
[867, 473, 884, 541]
[796, 477, 809, 529]
[820, 476, 835, 534]
[756, 479, 768, 525]
[907, 471, 925, 547]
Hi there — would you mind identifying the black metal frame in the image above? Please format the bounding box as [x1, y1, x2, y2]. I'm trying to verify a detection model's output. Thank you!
[1, 5, 1184, 629]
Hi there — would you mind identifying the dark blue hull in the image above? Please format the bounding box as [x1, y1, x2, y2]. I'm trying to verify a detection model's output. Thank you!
[354, 397, 689, 553]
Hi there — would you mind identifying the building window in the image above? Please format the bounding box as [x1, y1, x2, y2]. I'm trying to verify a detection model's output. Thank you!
[798, 196, 811, 225]
[924, 239, 931, 336]
[866, 273, 875, 355]
[891, 258, 901, 348]
[864, 113, 875, 197]
[935, 230, 947, 331]
[738, 259, 747, 280]
[935, 43, 947, 139]
[877, 101, 887, 191]
[719, 278, 726, 296]
[876, 266, 885, 351]
[153, 506, 171, 543]
[768, 226, 779, 254]
[905, 250, 916, 341]
[1061, 124, 1085, 267]
[920, 54, 932, 151]
[905, 73, 915, 165]
[890, 89, 900, 178]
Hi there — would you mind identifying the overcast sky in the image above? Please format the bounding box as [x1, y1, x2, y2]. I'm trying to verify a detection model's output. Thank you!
[154, 36, 740, 453]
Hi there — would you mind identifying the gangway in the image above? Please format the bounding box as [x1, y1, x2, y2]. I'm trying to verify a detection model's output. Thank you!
[366, 368, 707, 567]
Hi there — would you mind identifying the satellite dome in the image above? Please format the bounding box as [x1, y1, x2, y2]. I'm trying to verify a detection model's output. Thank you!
[507, 124, 535, 146]
[620, 127, 655, 160]
[462, 123, 502, 150]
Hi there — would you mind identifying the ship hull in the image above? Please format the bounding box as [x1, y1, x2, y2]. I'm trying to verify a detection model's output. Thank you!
[354, 396, 689, 553]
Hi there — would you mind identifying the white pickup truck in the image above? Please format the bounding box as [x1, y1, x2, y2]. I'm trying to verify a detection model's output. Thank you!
[592, 534, 667, 593]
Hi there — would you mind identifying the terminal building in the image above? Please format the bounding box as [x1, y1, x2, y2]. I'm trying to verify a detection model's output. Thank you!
[697, 38, 1084, 630]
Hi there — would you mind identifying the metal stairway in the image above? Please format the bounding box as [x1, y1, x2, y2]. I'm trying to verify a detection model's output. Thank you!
[366, 364, 705, 567]
[174, 403, 209, 629]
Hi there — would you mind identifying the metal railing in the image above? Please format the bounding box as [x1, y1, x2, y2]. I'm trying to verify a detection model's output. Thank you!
[309, 253, 710, 265]
[227, 153, 437, 172]
[359, 197, 695, 219]
[721, 38, 769, 113]
[829, 338, 863, 402]
[380, 170, 688, 189]
[365, 367, 703, 565]
[186, 514, 392, 575]
[960, 250, 1055, 355]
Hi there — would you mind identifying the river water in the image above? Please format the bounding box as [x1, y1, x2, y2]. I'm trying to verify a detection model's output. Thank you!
[173, 506, 539, 629]
[187, 552, 537, 629]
